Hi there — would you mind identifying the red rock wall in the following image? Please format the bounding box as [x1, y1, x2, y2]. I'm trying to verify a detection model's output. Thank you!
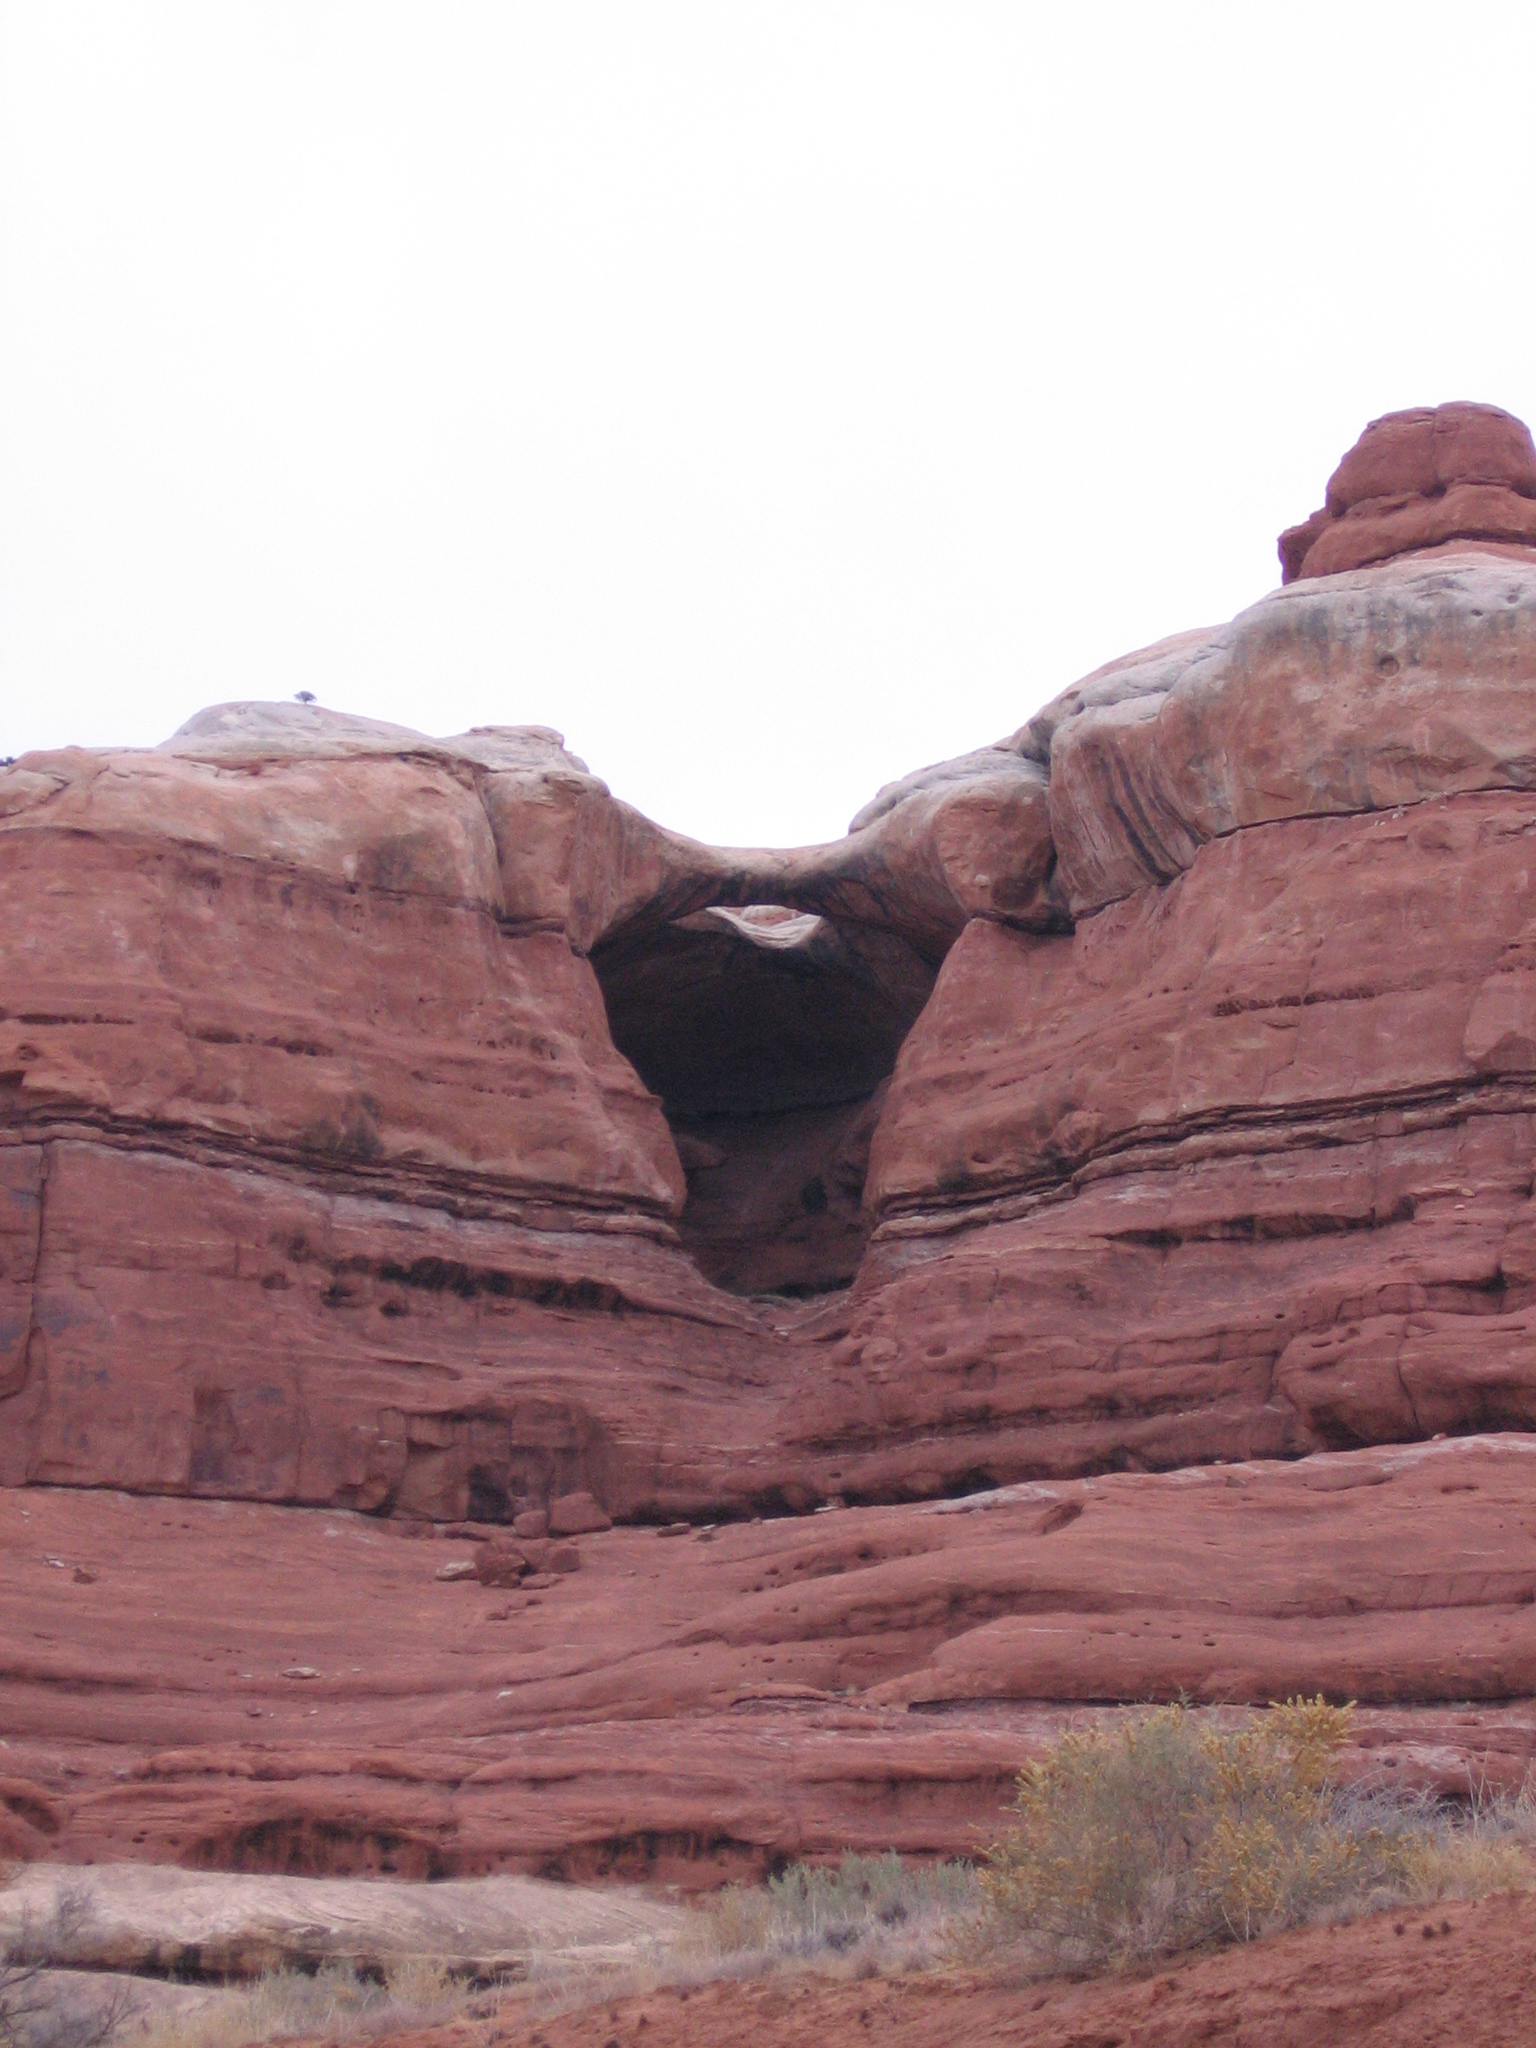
[0, 1138, 795, 1514]
[834, 770, 1536, 1473]
[9, 411, 1536, 1885]
[12, 734, 1536, 1515]
[5, 419, 1536, 1520]
[0, 751, 682, 1214]
[4, 1439, 1534, 1878]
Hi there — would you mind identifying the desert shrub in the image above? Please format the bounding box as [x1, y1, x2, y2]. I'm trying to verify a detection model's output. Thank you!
[981, 1699, 1536, 1971]
[1, 1957, 124, 2048]
[689, 1850, 977, 1970]
[1, 1883, 128, 2048]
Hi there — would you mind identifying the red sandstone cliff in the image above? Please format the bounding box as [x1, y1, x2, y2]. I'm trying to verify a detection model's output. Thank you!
[7, 406, 1536, 1520]
[4, 403, 1536, 1879]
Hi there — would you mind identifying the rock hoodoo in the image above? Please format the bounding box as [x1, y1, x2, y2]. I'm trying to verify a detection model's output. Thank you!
[1279, 400, 1536, 581]
[5, 405, 1536, 1878]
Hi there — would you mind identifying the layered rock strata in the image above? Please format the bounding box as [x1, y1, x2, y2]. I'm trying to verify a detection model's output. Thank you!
[7, 399, 1536, 1883]
[2, 1440, 1533, 1879]
[2, 409, 1536, 1521]
[1279, 401, 1536, 581]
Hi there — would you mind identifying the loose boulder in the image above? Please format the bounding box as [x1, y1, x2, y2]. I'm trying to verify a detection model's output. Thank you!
[474, 1543, 530, 1588]
[547, 1492, 613, 1537]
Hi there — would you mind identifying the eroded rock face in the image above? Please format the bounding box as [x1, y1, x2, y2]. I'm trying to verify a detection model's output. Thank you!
[2, 1443, 1533, 1880]
[1279, 401, 1536, 581]
[9, 404, 1536, 1885]
[0, 716, 685, 1216]
[593, 908, 931, 1292]
[1045, 551, 1536, 916]
[5, 408, 1536, 1525]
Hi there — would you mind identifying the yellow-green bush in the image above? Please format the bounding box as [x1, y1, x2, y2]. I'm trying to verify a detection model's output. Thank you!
[982, 1699, 1534, 1969]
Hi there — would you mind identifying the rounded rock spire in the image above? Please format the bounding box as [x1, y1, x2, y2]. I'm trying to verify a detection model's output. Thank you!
[1279, 401, 1536, 582]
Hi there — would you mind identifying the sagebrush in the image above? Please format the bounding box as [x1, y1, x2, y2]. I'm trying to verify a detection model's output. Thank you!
[689, 1850, 977, 1969]
[981, 1698, 1536, 1970]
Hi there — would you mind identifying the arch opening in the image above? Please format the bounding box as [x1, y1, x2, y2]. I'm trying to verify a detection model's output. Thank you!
[591, 905, 935, 1295]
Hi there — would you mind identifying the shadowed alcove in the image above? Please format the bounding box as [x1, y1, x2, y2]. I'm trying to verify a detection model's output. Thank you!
[592, 905, 936, 1295]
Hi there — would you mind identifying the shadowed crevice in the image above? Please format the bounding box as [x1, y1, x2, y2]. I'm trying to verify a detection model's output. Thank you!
[593, 906, 935, 1296]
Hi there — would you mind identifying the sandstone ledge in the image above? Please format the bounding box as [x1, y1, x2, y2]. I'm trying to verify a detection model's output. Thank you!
[2, 1442, 1533, 1880]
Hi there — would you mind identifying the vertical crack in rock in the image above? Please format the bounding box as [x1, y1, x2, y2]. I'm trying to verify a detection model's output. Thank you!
[1394, 1347, 1428, 1442]
[26, 1143, 48, 1388]
[1, 1141, 47, 1433]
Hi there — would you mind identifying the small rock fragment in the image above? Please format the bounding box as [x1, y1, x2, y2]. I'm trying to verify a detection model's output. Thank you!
[1039, 1501, 1084, 1535]
[475, 1542, 530, 1588]
[436, 1559, 477, 1581]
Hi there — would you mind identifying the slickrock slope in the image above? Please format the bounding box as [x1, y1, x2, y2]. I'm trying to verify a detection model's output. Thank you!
[0, 1862, 681, 1980]
[2, 1439, 1534, 1880]
[4, 402, 1536, 1881]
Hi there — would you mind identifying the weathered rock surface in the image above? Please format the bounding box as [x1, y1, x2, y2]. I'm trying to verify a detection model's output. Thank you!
[13, 540, 1536, 1512]
[1044, 550, 1536, 916]
[2, 1443, 1534, 1881]
[6, 408, 1536, 1885]
[0, 1861, 678, 1981]
[0, 714, 683, 1213]
[1279, 401, 1536, 582]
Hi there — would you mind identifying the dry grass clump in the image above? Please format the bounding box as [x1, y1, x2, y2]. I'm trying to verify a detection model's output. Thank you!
[132, 1957, 474, 2048]
[981, 1698, 1536, 1972]
[685, 1850, 978, 1975]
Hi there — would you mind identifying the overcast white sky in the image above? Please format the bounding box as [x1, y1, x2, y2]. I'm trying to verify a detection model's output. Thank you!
[3, 5, 1534, 847]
